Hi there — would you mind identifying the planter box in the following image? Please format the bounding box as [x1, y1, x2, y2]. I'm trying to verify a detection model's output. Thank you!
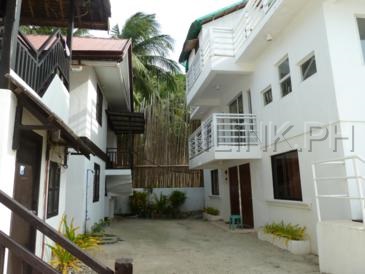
[203, 212, 221, 221]
[257, 229, 310, 255]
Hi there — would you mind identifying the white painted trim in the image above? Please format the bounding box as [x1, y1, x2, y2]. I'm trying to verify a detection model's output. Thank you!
[265, 199, 312, 210]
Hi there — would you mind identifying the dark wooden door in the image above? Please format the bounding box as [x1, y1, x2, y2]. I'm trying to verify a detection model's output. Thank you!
[228, 166, 240, 215]
[239, 164, 254, 228]
[8, 131, 42, 274]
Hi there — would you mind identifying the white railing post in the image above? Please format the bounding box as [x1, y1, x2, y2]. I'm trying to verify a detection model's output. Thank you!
[352, 158, 365, 224]
[312, 163, 322, 222]
[262, 0, 269, 13]
[212, 114, 218, 149]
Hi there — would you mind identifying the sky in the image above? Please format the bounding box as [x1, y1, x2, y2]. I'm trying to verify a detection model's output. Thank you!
[97, 0, 240, 63]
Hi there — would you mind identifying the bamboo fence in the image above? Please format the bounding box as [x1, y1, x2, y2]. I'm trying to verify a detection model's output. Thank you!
[131, 98, 202, 188]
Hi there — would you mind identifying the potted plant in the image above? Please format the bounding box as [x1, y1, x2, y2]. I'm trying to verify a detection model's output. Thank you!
[257, 221, 310, 255]
[203, 207, 221, 221]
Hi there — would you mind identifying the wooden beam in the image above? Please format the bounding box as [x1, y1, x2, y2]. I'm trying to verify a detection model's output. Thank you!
[0, 232, 58, 274]
[0, 0, 23, 88]
[67, 0, 75, 62]
[59, 0, 65, 18]
[0, 190, 114, 274]
[0, 244, 5, 274]
[12, 103, 23, 150]
[19, 124, 56, 131]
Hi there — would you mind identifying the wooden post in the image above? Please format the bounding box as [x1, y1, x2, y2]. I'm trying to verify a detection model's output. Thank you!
[115, 258, 133, 274]
[0, 244, 5, 274]
[0, 0, 23, 88]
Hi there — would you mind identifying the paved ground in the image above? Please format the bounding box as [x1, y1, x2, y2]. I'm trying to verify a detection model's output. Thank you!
[93, 218, 319, 274]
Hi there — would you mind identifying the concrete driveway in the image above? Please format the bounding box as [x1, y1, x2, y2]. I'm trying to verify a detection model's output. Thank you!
[93, 218, 319, 274]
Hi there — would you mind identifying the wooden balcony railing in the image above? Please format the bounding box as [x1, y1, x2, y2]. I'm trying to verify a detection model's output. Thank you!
[0, 189, 133, 274]
[15, 30, 70, 96]
[107, 148, 133, 169]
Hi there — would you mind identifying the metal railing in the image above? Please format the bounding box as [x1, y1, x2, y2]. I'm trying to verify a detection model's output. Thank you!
[15, 30, 70, 95]
[107, 147, 133, 169]
[189, 113, 258, 159]
[186, 0, 278, 93]
[312, 155, 365, 223]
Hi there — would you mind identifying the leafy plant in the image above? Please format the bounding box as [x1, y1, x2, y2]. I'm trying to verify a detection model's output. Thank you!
[48, 215, 99, 274]
[129, 191, 149, 217]
[205, 207, 220, 216]
[263, 221, 306, 241]
[152, 193, 170, 218]
[90, 218, 111, 234]
[169, 191, 186, 217]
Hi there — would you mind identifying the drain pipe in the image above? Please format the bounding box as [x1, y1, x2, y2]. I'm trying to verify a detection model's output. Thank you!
[85, 169, 94, 233]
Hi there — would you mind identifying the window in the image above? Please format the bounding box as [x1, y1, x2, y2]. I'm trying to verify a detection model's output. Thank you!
[96, 85, 103, 126]
[278, 57, 292, 97]
[262, 87, 273, 105]
[357, 18, 365, 61]
[271, 150, 302, 201]
[301, 55, 317, 80]
[47, 162, 61, 218]
[93, 163, 100, 202]
[211, 170, 219, 196]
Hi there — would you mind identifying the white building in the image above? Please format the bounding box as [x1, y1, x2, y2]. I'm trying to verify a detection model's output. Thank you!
[0, 1, 142, 272]
[180, 0, 365, 266]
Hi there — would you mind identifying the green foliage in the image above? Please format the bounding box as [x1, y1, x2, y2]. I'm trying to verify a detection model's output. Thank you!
[263, 221, 306, 241]
[129, 190, 187, 218]
[205, 207, 220, 216]
[111, 12, 181, 104]
[151, 193, 170, 217]
[90, 218, 111, 234]
[169, 191, 187, 210]
[48, 215, 99, 274]
[129, 191, 149, 217]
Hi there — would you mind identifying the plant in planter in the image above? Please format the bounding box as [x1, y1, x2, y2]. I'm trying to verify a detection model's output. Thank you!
[203, 207, 221, 221]
[258, 221, 310, 255]
[151, 193, 170, 218]
[129, 191, 149, 217]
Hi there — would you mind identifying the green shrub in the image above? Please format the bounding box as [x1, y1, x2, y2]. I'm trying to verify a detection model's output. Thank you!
[90, 218, 110, 234]
[263, 221, 306, 241]
[205, 207, 219, 216]
[129, 191, 149, 217]
[152, 193, 170, 218]
[169, 191, 186, 217]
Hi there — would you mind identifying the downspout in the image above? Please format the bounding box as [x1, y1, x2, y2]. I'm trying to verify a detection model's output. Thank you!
[85, 169, 94, 233]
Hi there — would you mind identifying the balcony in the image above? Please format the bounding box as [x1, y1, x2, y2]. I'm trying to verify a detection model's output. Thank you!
[106, 148, 133, 170]
[189, 113, 261, 169]
[14, 31, 70, 95]
[186, 0, 307, 104]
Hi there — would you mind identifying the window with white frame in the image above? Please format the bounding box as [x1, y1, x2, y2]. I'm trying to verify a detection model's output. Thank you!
[278, 57, 292, 97]
[262, 87, 273, 106]
[357, 18, 365, 61]
[301, 54, 317, 80]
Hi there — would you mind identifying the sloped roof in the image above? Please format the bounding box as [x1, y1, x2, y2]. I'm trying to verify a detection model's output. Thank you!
[179, 1, 247, 65]
[26, 35, 131, 61]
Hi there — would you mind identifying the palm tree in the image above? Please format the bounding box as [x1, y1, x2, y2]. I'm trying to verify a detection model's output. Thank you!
[111, 12, 181, 104]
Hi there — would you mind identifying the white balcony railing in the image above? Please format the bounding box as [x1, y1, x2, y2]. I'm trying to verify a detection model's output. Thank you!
[186, 0, 277, 93]
[189, 113, 258, 159]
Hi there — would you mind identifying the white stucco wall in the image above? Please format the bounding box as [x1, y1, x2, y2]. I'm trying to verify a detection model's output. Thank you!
[197, 0, 365, 254]
[66, 66, 109, 233]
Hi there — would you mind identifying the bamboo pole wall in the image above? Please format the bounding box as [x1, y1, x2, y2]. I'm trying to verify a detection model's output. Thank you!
[131, 98, 203, 188]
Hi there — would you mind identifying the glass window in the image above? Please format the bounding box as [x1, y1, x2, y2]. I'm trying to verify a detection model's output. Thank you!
[271, 150, 302, 201]
[47, 162, 61, 218]
[96, 85, 103, 126]
[263, 87, 273, 106]
[301, 55, 317, 80]
[93, 163, 101, 202]
[211, 170, 219, 196]
[357, 18, 365, 61]
[278, 57, 292, 97]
